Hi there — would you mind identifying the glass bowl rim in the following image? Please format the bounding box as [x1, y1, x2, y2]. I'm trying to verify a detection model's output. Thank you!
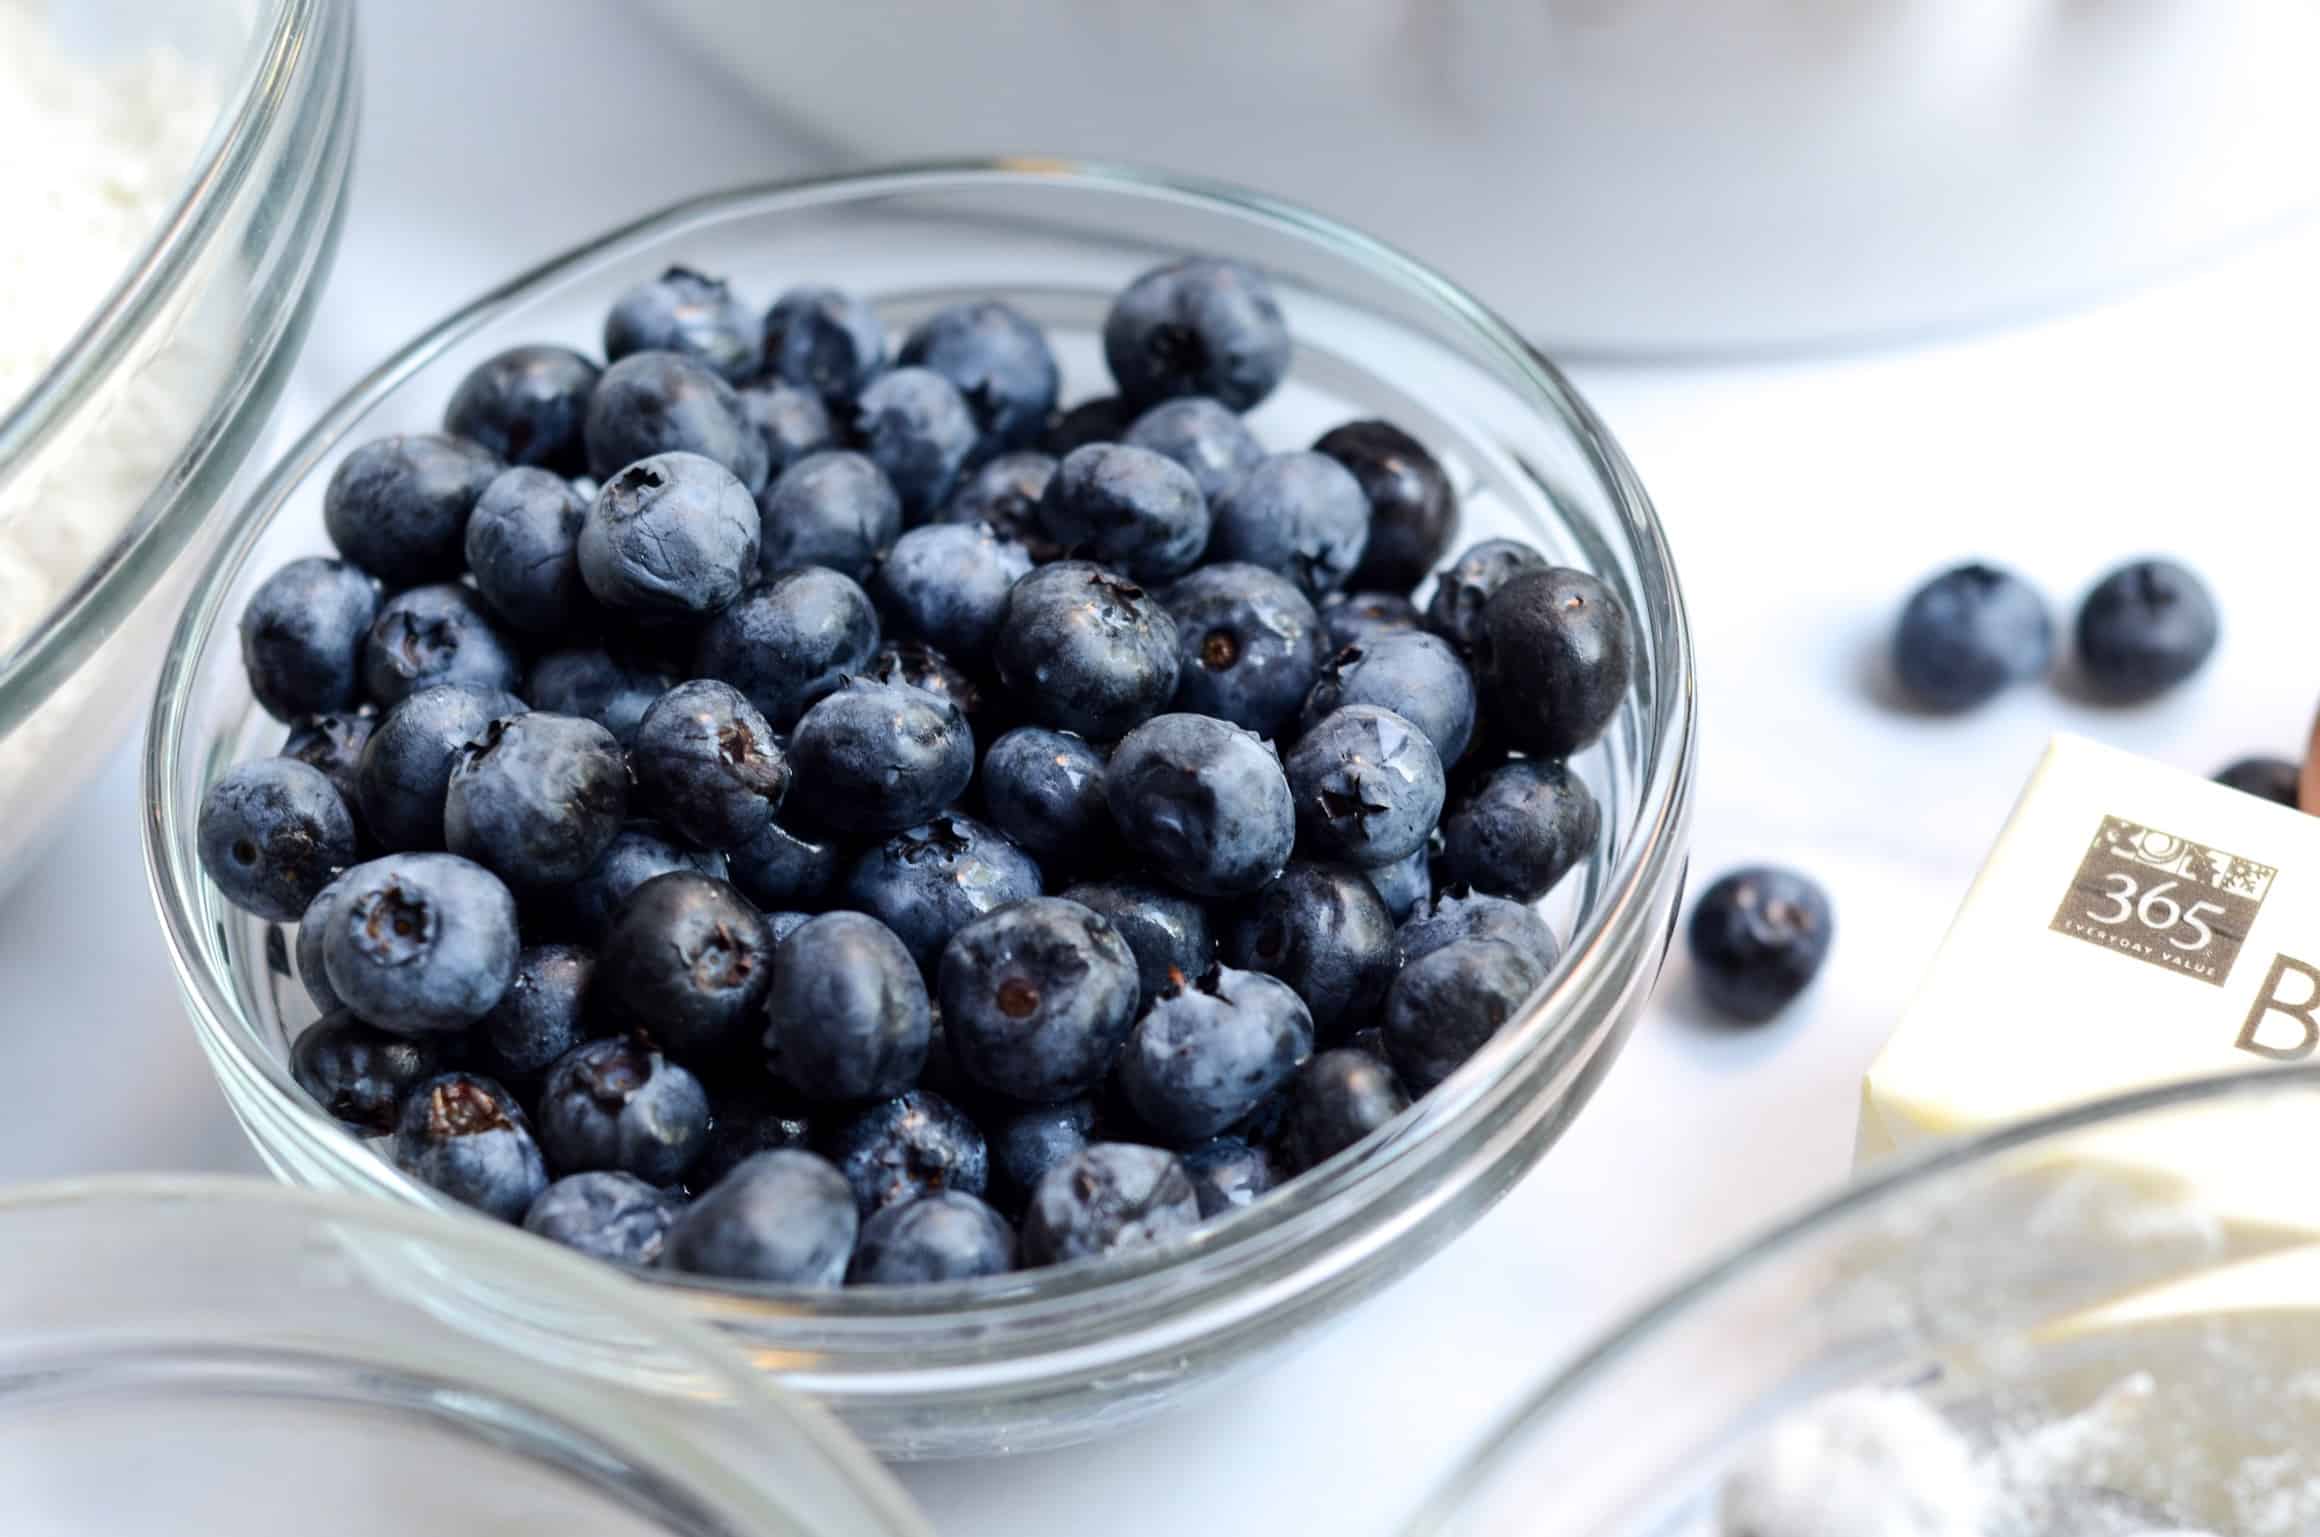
[144, 158, 1696, 1329]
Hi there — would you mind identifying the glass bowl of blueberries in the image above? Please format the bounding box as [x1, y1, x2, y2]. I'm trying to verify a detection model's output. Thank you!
[146, 162, 1695, 1457]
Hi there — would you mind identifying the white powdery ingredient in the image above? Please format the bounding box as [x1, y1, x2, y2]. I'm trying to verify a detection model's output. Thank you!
[1716, 1389, 1989, 1537]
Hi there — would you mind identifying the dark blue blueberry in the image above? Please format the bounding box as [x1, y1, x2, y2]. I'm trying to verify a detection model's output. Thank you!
[578, 452, 760, 615]
[993, 561, 1180, 740]
[840, 813, 1044, 975]
[1396, 887, 1559, 976]
[1125, 396, 1262, 505]
[1163, 562, 1324, 737]
[1382, 937, 1544, 1094]
[2216, 756, 2300, 808]
[604, 266, 758, 381]
[1478, 565, 1632, 758]
[394, 1072, 548, 1220]
[1179, 1134, 1275, 1218]
[1437, 758, 1600, 904]
[1892, 562, 2053, 710]
[978, 727, 1111, 874]
[355, 685, 525, 852]
[737, 381, 836, 477]
[361, 582, 522, 709]
[444, 712, 629, 886]
[1056, 879, 1214, 1013]
[725, 815, 843, 913]
[536, 1035, 711, 1184]
[820, 1089, 988, 1215]
[1118, 964, 1314, 1144]
[1426, 538, 1547, 655]
[1019, 1143, 1201, 1267]
[568, 824, 725, 945]
[1208, 451, 1370, 598]
[694, 567, 881, 729]
[1225, 862, 1396, 1038]
[762, 911, 933, 1103]
[2075, 558, 2218, 701]
[290, 1010, 444, 1135]
[197, 757, 359, 922]
[1035, 443, 1211, 584]
[282, 710, 376, 809]
[525, 646, 671, 748]
[583, 350, 769, 491]
[1286, 706, 1445, 868]
[939, 897, 1140, 1104]
[463, 467, 592, 635]
[594, 872, 774, 1064]
[297, 870, 354, 1013]
[1364, 846, 1431, 923]
[320, 853, 520, 1034]
[873, 520, 1036, 662]
[239, 556, 380, 720]
[324, 432, 502, 586]
[755, 449, 901, 582]
[661, 1148, 858, 1286]
[761, 284, 888, 403]
[987, 1098, 1096, 1212]
[1319, 591, 1422, 653]
[524, 1171, 683, 1265]
[1106, 713, 1295, 897]
[1687, 865, 1834, 1024]
[1280, 1047, 1408, 1172]
[849, 1191, 1017, 1284]
[934, 450, 1058, 555]
[1104, 258, 1290, 411]
[1300, 629, 1476, 766]
[851, 365, 978, 518]
[631, 680, 789, 851]
[443, 346, 600, 475]
[864, 641, 983, 719]
[1315, 420, 1457, 594]
[472, 943, 596, 1088]
[691, 1084, 813, 1192]
[788, 680, 975, 837]
[899, 299, 1060, 456]
[1041, 395, 1132, 457]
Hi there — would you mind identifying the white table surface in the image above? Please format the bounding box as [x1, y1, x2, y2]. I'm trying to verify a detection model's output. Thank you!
[6, 2, 2319, 1531]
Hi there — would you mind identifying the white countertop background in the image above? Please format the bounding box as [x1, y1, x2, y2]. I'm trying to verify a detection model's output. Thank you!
[5, 3, 2317, 1531]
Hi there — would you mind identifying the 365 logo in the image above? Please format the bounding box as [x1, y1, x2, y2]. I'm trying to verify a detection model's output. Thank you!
[2050, 815, 2275, 986]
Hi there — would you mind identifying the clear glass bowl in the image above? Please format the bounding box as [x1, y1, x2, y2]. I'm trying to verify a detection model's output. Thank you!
[145, 164, 1696, 1458]
[0, 0, 357, 895]
[0, 1175, 928, 1535]
[1404, 1065, 2320, 1537]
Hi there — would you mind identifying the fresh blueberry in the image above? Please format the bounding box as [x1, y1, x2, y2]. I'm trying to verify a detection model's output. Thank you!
[1382, 937, 1544, 1094]
[899, 299, 1060, 456]
[1118, 964, 1314, 1144]
[1891, 562, 2053, 710]
[472, 943, 596, 1088]
[524, 1171, 683, 1265]
[1104, 258, 1289, 411]
[583, 350, 769, 491]
[761, 284, 888, 403]
[1436, 758, 1599, 904]
[393, 1072, 548, 1221]
[443, 345, 600, 475]
[296, 870, 355, 1013]
[1300, 629, 1477, 767]
[1426, 538, 1547, 655]
[755, 449, 901, 582]
[536, 1035, 711, 1184]
[939, 897, 1141, 1104]
[2075, 558, 2219, 700]
[1314, 420, 1456, 594]
[1036, 442, 1211, 584]
[987, 1098, 1096, 1212]
[1163, 561, 1324, 737]
[463, 467, 592, 634]
[1041, 395, 1132, 457]
[725, 815, 843, 913]
[1396, 887, 1559, 976]
[198, 757, 359, 922]
[631, 680, 789, 851]
[694, 567, 881, 729]
[934, 451, 1058, 554]
[1286, 706, 1445, 868]
[1125, 396, 1263, 505]
[840, 814, 1045, 974]
[978, 728, 1111, 874]
[1179, 1134, 1275, 1218]
[691, 1083, 813, 1192]
[578, 452, 760, 615]
[788, 680, 974, 837]
[604, 266, 757, 381]
[848, 1190, 1017, 1284]
[864, 641, 984, 720]
[282, 710, 376, 809]
[1280, 1047, 1408, 1172]
[762, 910, 933, 1103]
[568, 823, 725, 944]
[594, 871, 774, 1064]
[1019, 1143, 1201, 1267]
[1687, 865, 1834, 1023]
[871, 520, 1035, 665]
[444, 712, 629, 886]
[1056, 879, 1214, 1012]
[239, 556, 381, 720]
[361, 582, 522, 709]
[356, 685, 525, 852]
[661, 1148, 858, 1286]
[324, 432, 502, 586]
[821, 1089, 989, 1215]
[1107, 713, 1296, 897]
[290, 1010, 444, 1135]
[737, 381, 836, 477]
[525, 646, 671, 747]
[850, 365, 979, 518]
[1478, 565, 1632, 758]
[2216, 755, 2300, 808]
[1319, 591, 1422, 653]
[993, 561, 1180, 740]
[1208, 451, 1369, 598]
[1225, 862, 1396, 1038]
[319, 853, 520, 1034]
[1364, 846, 1432, 923]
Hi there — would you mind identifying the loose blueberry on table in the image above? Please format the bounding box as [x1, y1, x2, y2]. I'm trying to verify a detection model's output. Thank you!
[196, 252, 1637, 1286]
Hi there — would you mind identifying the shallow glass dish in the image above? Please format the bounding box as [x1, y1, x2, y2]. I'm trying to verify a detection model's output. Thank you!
[146, 163, 1696, 1457]
[1405, 1065, 2320, 1537]
[0, 0, 357, 896]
